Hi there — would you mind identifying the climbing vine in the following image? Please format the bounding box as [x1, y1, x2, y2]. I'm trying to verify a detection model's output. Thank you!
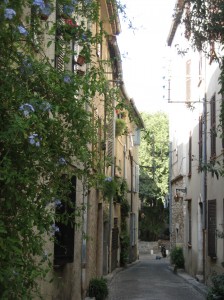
[0, 0, 126, 298]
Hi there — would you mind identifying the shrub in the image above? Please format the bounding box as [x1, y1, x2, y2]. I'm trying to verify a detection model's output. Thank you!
[170, 246, 184, 268]
[207, 273, 224, 300]
[88, 277, 109, 300]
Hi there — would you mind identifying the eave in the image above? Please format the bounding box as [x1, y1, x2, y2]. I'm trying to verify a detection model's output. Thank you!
[167, 0, 185, 46]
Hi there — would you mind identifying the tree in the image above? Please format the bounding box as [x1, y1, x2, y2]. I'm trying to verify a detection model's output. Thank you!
[139, 112, 169, 241]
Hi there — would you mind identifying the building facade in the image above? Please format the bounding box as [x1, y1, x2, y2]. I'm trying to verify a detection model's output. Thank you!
[167, 0, 224, 284]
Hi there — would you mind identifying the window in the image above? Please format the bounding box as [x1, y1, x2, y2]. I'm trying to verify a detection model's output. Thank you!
[132, 163, 139, 193]
[210, 95, 216, 158]
[133, 128, 141, 146]
[208, 199, 217, 258]
[54, 175, 76, 266]
[221, 95, 224, 150]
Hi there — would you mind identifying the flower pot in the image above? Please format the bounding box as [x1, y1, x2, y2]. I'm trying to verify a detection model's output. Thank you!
[76, 54, 85, 66]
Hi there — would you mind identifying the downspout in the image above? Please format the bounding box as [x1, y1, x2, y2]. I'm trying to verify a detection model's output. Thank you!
[169, 142, 173, 242]
[108, 96, 116, 273]
[202, 94, 207, 282]
[130, 151, 133, 263]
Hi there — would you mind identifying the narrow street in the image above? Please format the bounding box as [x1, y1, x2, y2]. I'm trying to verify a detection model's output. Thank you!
[108, 253, 207, 300]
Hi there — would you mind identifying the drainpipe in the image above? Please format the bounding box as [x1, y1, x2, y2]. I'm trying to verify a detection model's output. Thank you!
[129, 151, 133, 263]
[169, 142, 173, 243]
[202, 94, 207, 282]
[108, 97, 116, 273]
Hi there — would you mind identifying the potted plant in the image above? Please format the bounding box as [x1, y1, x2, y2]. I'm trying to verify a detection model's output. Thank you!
[88, 277, 109, 300]
[102, 176, 117, 199]
[76, 54, 85, 66]
[39, 3, 52, 20]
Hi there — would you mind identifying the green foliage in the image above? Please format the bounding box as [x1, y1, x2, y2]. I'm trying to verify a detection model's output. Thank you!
[0, 0, 125, 298]
[101, 176, 118, 199]
[139, 202, 169, 241]
[207, 272, 224, 300]
[88, 277, 109, 300]
[115, 118, 127, 136]
[170, 246, 185, 269]
[120, 230, 130, 266]
[139, 112, 169, 203]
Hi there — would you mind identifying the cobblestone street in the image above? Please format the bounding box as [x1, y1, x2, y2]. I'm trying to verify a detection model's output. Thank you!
[108, 253, 208, 300]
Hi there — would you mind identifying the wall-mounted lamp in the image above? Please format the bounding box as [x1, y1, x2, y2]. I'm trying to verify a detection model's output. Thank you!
[176, 187, 187, 194]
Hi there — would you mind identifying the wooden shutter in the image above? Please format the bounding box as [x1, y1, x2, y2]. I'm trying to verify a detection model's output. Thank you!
[208, 199, 216, 258]
[210, 95, 216, 158]
[55, 3, 65, 71]
[186, 60, 191, 102]
[107, 115, 114, 165]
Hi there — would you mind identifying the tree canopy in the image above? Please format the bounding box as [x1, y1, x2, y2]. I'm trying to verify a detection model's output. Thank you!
[139, 112, 169, 204]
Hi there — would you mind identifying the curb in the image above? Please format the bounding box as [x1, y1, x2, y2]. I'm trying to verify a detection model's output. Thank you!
[168, 266, 209, 297]
[104, 259, 140, 284]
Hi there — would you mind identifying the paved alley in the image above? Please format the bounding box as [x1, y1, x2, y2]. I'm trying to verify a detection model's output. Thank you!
[108, 254, 207, 300]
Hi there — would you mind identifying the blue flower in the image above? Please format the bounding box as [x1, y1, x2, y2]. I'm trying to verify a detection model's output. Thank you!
[33, 0, 45, 9]
[54, 199, 62, 207]
[63, 75, 71, 83]
[20, 58, 33, 75]
[18, 26, 28, 36]
[4, 8, 16, 19]
[19, 103, 35, 116]
[58, 157, 66, 165]
[28, 133, 41, 147]
[40, 101, 51, 112]
[40, 3, 52, 17]
[63, 5, 74, 16]
[81, 34, 87, 41]
[105, 177, 113, 182]
[51, 224, 59, 235]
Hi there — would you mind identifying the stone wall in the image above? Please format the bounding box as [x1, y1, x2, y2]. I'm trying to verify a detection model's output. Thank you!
[139, 240, 170, 254]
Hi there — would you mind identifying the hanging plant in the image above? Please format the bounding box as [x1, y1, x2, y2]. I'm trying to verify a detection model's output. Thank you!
[115, 118, 126, 136]
[38, 2, 52, 20]
[102, 177, 118, 199]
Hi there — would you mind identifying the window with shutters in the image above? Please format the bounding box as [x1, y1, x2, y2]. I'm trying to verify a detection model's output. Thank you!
[221, 95, 224, 150]
[55, 3, 66, 72]
[107, 114, 114, 166]
[198, 115, 203, 169]
[208, 199, 217, 258]
[132, 163, 139, 193]
[54, 175, 76, 266]
[133, 128, 141, 146]
[188, 132, 192, 176]
[210, 95, 216, 159]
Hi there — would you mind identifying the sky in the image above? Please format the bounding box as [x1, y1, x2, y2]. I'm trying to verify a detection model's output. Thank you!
[117, 0, 177, 113]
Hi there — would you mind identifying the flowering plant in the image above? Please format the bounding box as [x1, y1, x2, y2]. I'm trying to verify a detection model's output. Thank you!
[0, 0, 128, 298]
